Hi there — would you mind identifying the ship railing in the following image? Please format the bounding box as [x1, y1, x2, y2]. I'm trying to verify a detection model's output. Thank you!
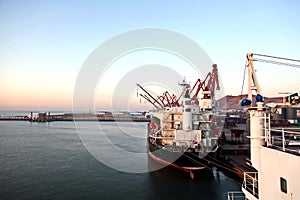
[227, 191, 245, 200]
[267, 128, 300, 155]
[242, 171, 258, 198]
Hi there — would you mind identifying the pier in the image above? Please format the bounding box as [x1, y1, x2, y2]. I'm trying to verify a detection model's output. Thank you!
[0, 116, 29, 121]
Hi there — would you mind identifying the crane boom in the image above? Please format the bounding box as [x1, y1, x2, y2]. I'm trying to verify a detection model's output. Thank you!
[242, 52, 300, 107]
[136, 84, 164, 109]
[189, 64, 220, 102]
[137, 64, 221, 109]
[207, 64, 220, 98]
[158, 91, 180, 107]
[246, 53, 261, 102]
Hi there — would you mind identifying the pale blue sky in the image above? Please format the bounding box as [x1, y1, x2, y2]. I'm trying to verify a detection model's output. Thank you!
[1, 0, 299, 110]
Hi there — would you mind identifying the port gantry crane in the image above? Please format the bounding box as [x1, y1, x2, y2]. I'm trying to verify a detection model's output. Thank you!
[136, 83, 164, 109]
[136, 64, 221, 109]
[157, 91, 180, 107]
[189, 64, 220, 105]
[136, 84, 180, 109]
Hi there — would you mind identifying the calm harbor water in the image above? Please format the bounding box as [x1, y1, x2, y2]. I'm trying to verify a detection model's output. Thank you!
[0, 114, 242, 200]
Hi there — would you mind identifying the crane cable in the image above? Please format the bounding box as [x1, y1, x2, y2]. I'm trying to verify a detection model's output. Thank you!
[253, 53, 300, 63]
[240, 53, 300, 98]
[240, 58, 248, 98]
[254, 58, 300, 68]
[253, 53, 300, 68]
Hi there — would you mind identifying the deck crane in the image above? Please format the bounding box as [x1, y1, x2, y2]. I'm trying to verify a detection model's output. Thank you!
[136, 84, 180, 109]
[136, 84, 180, 108]
[241, 53, 300, 107]
[189, 64, 220, 105]
[246, 53, 261, 97]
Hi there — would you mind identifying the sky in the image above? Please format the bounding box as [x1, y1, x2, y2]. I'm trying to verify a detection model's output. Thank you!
[0, 0, 299, 111]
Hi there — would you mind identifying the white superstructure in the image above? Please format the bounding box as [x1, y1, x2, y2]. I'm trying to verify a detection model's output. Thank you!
[238, 103, 300, 200]
[182, 90, 193, 130]
[228, 53, 300, 200]
[148, 82, 218, 152]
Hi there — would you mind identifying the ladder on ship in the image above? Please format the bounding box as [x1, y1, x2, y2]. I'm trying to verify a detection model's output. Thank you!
[263, 111, 272, 146]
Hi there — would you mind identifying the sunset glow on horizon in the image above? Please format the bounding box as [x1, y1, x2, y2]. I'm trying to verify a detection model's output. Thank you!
[1, 1, 300, 111]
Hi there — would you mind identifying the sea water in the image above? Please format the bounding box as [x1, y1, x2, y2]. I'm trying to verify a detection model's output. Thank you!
[0, 116, 241, 200]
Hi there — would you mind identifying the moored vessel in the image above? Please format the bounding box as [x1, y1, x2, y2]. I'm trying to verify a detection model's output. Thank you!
[137, 64, 224, 179]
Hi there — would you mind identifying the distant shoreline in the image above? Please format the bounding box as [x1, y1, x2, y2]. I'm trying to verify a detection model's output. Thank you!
[0, 112, 150, 122]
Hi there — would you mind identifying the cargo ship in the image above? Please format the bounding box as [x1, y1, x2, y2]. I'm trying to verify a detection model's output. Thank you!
[137, 64, 224, 179]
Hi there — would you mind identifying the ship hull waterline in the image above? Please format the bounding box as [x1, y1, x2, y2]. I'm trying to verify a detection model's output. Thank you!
[148, 141, 217, 179]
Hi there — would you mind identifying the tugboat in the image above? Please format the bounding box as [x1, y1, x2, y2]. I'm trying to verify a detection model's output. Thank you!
[137, 64, 224, 179]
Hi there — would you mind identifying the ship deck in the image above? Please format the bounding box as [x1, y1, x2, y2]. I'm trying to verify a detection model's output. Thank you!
[268, 127, 300, 156]
[267, 144, 300, 156]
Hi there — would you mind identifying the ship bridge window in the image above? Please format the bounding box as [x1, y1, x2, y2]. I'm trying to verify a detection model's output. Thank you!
[280, 177, 287, 193]
[185, 108, 191, 112]
[185, 100, 191, 105]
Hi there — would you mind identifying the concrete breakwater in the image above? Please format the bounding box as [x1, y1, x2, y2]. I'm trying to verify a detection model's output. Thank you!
[0, 115, 29, 120]
[57, 113, 150, 122]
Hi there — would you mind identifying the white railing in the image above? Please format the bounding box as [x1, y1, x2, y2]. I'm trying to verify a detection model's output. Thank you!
[269, 128, 300, 155]
[262, 112, 300, 155]
[242, 172, 259, 198]
[227, 191, 245, 200]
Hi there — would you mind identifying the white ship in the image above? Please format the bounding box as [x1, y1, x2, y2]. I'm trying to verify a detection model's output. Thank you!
[228, 53, 300, 200]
